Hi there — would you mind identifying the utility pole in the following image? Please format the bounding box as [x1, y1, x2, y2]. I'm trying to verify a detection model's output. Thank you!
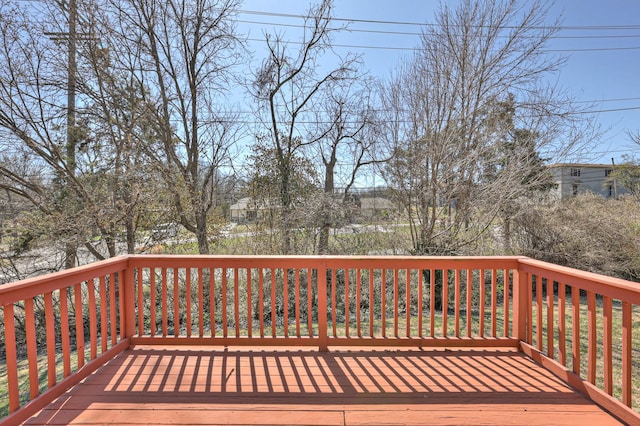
[42, 0, 84, 268]
[65, 0, 78, 269]
[611, 158, 618, 200]
[66, 0, 77, 174]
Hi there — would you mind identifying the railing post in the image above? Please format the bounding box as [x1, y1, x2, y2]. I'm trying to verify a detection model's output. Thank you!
[512, 261, 528, 343]
[317, 261, 328, 351]
[123, 261, 136, 339]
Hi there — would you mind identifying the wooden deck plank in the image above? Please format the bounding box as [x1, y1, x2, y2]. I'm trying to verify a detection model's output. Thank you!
[24, 346, 623, 426]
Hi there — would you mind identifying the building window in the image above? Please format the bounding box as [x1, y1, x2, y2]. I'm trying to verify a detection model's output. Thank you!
[570, 168, 581, 177]
[605, 169, 613, 177]
[572, 184, 578, 196]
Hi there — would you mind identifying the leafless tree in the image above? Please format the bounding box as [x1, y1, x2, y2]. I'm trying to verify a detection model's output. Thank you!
[307, 77, 385, 254]
[249, 0, 358, 254]
[0, 0, 134, 267]
[106, 0, 243, 254]
[381, 0, 597, 256]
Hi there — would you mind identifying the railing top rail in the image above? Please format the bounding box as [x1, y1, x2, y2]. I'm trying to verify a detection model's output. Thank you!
[0, 255, 129, 306]
[127, 254, 524, 270]
[518, 257, 640, 304]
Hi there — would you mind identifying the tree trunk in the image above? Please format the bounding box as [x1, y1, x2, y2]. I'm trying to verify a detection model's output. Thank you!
[195, 212, 210, 254]
[318, 163, 335, 255]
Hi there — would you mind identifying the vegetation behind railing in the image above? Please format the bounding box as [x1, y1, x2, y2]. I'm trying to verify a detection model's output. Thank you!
[1, 255, 639, 425]
[127, 256, 519, 348]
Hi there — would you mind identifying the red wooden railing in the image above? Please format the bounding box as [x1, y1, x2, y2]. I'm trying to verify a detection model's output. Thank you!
[517, 258, 640, 424]
[1, 255, 639, 425]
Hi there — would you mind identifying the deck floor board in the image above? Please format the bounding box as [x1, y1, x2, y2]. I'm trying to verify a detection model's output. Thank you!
[24, 346, 622, 425]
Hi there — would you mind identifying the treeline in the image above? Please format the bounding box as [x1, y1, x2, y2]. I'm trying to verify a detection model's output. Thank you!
[0, 0, 623, 277]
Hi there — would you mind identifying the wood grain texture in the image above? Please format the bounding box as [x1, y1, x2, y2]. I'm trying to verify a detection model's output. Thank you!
[24, 346, 622, 426]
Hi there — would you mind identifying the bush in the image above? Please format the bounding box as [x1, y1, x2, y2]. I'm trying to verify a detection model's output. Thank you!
[513, 194, 640, 281]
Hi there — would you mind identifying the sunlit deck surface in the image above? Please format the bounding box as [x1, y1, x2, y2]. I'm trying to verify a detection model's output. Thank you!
[25, 346, 621, 426]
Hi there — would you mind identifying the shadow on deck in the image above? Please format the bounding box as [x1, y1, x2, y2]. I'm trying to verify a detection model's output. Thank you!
[25, 346, 622, 426]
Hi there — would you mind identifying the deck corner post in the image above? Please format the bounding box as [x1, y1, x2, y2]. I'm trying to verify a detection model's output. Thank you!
[317, 261, 328, 352]
[512, 260, 528, 344]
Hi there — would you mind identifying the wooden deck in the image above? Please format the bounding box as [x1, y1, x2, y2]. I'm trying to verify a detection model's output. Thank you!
[24, 346, 622, 426]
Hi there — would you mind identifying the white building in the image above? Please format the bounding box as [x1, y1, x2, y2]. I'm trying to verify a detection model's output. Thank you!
[548, 163, 620, 199]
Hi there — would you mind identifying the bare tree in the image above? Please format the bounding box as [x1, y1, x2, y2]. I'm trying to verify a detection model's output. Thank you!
[0, 0, 128, 267]
[250, 0, 358, 254]
[308, 77, 384, 254]
[381, 0, 597, 256]
[108, 0, 243, 254]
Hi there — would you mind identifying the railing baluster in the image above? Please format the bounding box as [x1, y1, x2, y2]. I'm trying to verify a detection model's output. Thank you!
[479, 270, 485, 338]
[406, 269, 411, 337]
[418, 268, 423, 338]
[161, 268, 167, 337]
[4, 304, 19, 413]
[259, 268, 265, 338]
[25, 297, 39, 399]
[331, 268, 337, 337]
[504, 269, 510, 337]
[294, 268, 300, 337]
[442, 269, 448, 337]
[466, 270, 472, 338]
[137, 268, 144, 336]
[536, 276, 542, 352]
[603, 295, 613, 395]
[248, 269, 253, 338]
[318, 264, 328, 351]
[44, 292, 56, 387]
[75, 283, 85, 368]
[622, 301, 632, 407]
[149, 268, 156, 336]
[271, 268, 276, 337]
[88, 279, 97, 360]
[198, 268, 204, 338]
[173, 269, 180, 337]
[381, 268, 387, 338]
[234, 268, 240, 338]
[209, 268, 215, 338]
[307, 268, 313, 337]
[356, 269, 362, 337]
[491, 269, 497, 337]
[526, 273, 533, 344]
[99, 276, 107, 352]
[185, 269, 192, 338]
[558, 282, 566, 366]
[60, 287, 71, 377]
[369, 268, 374, 337]
[429, 269, 435, 337]
[223, 268, 228, 338]
[283, 268, 288, 338]
[345, 269, 350, 337]
[119, 270, 128, 340]
[393, 268, 399, 338]
[571, 285, 580, 375]
[546, 278, 553, 359]
[454, 269, 460, 338]
[587, 291, 596, 384]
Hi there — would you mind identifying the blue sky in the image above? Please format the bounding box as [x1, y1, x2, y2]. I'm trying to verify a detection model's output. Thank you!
[238, 0, 640, 164]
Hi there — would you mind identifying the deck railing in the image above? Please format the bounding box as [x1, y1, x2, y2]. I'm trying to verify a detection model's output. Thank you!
[1, 255, 639, 425]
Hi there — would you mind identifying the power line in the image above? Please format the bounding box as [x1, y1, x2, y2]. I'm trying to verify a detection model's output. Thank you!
[246, 37, 640, 54]
[238, 18, 640, 41]
[238, 10, 640, 32]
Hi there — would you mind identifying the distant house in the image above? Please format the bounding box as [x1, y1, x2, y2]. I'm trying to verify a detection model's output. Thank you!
[357, 197, 396, 222]
[548, 163, 623, 199]
[229, 197, 272, 223]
